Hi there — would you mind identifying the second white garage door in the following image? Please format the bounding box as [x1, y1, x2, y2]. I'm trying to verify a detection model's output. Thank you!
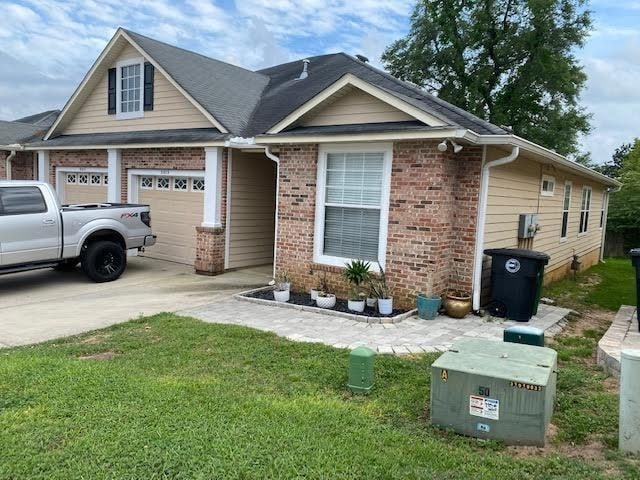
[62, 171, 108, 204]
[137, 175, 204, 265]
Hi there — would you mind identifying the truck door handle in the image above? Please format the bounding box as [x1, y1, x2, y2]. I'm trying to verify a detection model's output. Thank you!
[42, 218, 56, 225]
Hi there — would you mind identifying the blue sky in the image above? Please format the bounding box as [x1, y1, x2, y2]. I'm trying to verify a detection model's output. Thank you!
[0, 0, 637, 164]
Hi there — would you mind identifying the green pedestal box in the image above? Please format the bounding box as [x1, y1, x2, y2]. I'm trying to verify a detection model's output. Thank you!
[431, 338, 557, 446]
[348, 346, 375, 394]
[503, 325, 545, 347]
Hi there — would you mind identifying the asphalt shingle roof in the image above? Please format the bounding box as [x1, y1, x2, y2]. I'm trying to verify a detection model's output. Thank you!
[26, 128, 226, 147]
[0, 121, 46, 146]
[124, 30, 269, 134]
[13, 110, 60, 128]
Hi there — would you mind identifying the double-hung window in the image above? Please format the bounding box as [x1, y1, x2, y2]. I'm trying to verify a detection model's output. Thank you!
[561, 181, 572, 240]
[116, 58, 143, 119]
[600, 190, 607, 229]
[315, 144, 391, 269]
[579, 186, 592, 234]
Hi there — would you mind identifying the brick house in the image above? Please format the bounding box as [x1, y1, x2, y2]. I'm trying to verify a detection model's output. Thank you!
[0, 28, 620, 310]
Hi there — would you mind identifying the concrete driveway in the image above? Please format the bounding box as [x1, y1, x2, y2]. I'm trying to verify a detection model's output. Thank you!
[0, 257, 271, 348]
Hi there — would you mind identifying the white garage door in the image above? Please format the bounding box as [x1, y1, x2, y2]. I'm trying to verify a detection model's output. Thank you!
[63, 171, 108, 204]
[137, 175, 204, 265]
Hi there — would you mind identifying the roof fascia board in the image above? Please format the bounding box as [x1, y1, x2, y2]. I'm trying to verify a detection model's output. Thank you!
[256, 128, 464, 144]
[267, 73, 448, 134]
[119, 31, 228, 133]
[463, 131, 621, 187]
[23, 141, 226, 151]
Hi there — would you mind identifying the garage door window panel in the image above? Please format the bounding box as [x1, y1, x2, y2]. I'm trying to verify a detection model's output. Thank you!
[173, 178, 188, 191]
[90, 174, 102, 186]
[140, 176, 154, 189]
[192, 178, 205, 192]
[156, 177, 170, 191]
[66, 173, 77, 184]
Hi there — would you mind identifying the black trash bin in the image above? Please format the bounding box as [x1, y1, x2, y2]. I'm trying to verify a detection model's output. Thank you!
[484, 248, 550, 322]
[631, 249, 640, 330]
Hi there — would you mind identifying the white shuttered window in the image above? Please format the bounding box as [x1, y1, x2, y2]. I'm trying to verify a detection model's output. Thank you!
[315, 144, 392, 269]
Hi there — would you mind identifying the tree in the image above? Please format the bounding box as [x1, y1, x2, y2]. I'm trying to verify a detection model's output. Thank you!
[382, 0, 592, 156]
[607, 140, 640, 235]
[594, 142, 633, 179]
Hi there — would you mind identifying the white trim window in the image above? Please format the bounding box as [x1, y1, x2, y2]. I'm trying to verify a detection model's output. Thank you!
[140, 176, 154, 190]
[579, 186, 592, 234]
[314, 143, 392, 269]
[173, 178, 188, 191]
[600, 190, 606, 229]
[540, 174, 555, 196]
[156, 177, 170, 190]
[90, 173, 102, 186]
[116, 58, 144, 119]
[561, 181, 572, 240]
[65, 173, 77, 185]
[192, 178, 205, 192]
[78, 173, 89, 185]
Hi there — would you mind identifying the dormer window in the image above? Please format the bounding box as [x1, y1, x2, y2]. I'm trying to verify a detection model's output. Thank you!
[115, 58, 144, 119]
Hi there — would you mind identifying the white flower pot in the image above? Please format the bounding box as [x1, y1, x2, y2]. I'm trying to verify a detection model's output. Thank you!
[348, 299, 365, 313]
[315, 294, 336, 309]
[378, 297, 393, 315]
[273, 289, 290, 303]
[366, 297, 377, 308]
[310, 289, 319, 300]
[277, 282, 291, 292]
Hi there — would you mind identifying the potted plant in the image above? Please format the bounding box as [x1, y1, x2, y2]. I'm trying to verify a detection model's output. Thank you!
[444, 265, 471, 318]
[365, 282, 377, 308]
[310, 275, 322, 300]
[372, 266, 393, 315]
[272, 272, 291, 303]
[315, 273, 336, 309]
[343, 260, 371, 313]
[416, 275, 441, 320]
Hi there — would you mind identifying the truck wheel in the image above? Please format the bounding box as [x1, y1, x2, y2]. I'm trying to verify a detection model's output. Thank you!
[82, 241, 127, 282]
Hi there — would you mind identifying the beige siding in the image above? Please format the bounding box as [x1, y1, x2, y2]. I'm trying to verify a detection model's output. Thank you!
[228, 151, 276, 269]
[483, 148, 606, 282]
[62, 44, 212, 135]
[300, 89, 415, 127]
[139, 183, 203, 265]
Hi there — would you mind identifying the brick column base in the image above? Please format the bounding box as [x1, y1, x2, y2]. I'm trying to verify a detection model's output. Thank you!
[195, 226, 225, 275]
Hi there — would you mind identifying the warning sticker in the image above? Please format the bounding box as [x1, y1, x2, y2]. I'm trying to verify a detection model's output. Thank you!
[469, 395, 500, 420]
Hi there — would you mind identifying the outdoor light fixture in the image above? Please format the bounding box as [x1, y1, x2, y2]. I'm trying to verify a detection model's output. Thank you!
[437, 139, 464, 153]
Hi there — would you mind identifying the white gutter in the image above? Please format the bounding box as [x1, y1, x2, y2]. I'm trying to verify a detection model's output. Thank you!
[5, 150, 16, 180]
[263, 146, 280, 280]
[472, 145, 520, 311]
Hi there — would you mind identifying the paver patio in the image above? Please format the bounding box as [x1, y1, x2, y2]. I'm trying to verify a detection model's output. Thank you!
[181, 299, 570, 354]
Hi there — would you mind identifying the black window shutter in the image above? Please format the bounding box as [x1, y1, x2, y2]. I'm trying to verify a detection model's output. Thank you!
[143, 62, 154, 111]
[107, 68, 116, 114]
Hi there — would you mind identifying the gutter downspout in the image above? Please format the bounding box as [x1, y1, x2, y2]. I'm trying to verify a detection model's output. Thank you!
[472, 145, 520, 312]
[5, 150, 16, 180]
[263, 146, 280, 280]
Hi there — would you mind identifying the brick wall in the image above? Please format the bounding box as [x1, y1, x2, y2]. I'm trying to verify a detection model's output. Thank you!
[49, 150, 108, 185]
[0, 151, 36, 180]
[274, 141, 483, 309]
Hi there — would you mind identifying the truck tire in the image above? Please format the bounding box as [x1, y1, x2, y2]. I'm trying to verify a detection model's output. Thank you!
[82, 241, 127, 282]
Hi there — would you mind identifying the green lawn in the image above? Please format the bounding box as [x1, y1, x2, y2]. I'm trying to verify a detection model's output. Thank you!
[542, 257, 636, 311]
[1, 312, 638, 479]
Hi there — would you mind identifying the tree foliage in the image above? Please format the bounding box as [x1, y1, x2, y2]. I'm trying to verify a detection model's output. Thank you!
[593, 143, 632, 179]
[382, 0, 592, 156]
[607, 140, 640, 233]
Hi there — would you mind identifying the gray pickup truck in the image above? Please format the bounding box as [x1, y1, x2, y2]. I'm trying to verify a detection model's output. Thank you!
[0, 181, 156, 282]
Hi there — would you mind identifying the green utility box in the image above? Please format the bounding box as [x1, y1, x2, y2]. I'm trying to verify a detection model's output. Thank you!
[503, 326, 545, 347]
[348, 346, 375, 394]
[431, 338, 557, 446]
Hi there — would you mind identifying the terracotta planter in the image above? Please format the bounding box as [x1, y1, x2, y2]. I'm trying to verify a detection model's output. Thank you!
[316, 294, 336, 309]
[444, 292, 472, 319]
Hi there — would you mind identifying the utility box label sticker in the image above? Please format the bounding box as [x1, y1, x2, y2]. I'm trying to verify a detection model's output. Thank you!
[469, 395, 500, 420]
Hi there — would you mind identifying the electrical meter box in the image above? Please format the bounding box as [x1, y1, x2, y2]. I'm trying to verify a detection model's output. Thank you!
[348, 346, 375, 394]
[518, 213, 539, 239]
[430, 338, 557, 446]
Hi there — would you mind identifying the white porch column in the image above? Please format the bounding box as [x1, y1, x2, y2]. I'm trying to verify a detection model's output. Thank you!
[107, 149, 122, 203]
[37, 150, 49, 183]
[203, 146, 223, 227]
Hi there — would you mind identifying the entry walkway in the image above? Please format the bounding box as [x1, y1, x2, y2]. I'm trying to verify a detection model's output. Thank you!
[181, 299, 570, 354]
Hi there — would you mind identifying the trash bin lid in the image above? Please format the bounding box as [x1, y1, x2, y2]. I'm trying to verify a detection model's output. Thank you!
[484, 248, 550, 263]
[630, 248, 640, 258]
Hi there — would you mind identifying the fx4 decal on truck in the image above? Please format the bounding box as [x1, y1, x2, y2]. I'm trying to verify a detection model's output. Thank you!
[121, 212, 140, 219]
